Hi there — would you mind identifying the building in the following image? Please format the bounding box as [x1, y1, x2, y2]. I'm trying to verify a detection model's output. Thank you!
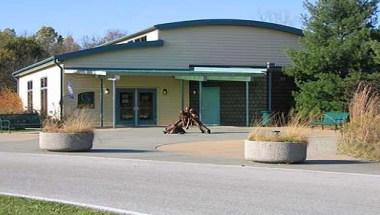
[13, 19, 302, 127]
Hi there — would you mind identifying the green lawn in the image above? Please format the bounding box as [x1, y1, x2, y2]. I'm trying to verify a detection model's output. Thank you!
[0, 195, 114, 215]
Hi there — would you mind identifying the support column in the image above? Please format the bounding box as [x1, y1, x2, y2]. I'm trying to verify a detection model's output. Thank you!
[134, 89, 138, 127]
[180, 80, 184, 110]
[112, 79, 116, 128]
[199, 81, 202, 121]
[246, 81, 249, 127]
[100, 78, 104, 128]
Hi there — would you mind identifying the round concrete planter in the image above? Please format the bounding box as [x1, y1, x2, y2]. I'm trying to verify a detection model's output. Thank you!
[39, 132, 94, 152]
[244, 140, 307, 163]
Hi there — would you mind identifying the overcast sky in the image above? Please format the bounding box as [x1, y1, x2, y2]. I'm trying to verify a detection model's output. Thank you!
[1, 0, 307, 40]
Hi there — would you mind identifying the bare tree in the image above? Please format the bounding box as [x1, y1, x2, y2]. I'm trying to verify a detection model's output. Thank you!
[256, 10, 297, 26]
[81, 29, 127, 49]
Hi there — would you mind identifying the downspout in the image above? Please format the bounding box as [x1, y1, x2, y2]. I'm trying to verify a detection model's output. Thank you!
[54, 58, 64, 120]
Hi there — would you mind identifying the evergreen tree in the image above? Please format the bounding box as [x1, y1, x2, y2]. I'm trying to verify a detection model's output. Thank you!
[286, 0, 380, 115]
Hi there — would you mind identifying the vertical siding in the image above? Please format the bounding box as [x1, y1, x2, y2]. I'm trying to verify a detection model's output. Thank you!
[18, 65, 61, 117]
[63, 74, 189, 126]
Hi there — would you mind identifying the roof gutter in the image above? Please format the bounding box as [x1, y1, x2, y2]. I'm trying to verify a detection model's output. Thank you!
[54, 58, 64, 120]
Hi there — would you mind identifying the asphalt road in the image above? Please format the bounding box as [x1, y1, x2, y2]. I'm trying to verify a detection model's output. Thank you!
[1, 152, 379, 215]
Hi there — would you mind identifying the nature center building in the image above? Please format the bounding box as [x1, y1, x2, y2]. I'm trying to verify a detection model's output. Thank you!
[13, 19, 303, 127]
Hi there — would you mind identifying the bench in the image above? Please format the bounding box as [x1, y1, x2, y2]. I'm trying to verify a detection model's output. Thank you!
[0, 119, 11, 133]
[0, 113, 41, 130]
[312, 112, 349, 129]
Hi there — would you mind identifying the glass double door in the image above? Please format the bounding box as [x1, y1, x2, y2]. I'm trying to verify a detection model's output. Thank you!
[116, 89, 156, 126]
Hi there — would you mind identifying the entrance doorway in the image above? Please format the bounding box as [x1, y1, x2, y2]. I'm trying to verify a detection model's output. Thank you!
[116, 89, 156, 126]
[201, 87, 220, 125]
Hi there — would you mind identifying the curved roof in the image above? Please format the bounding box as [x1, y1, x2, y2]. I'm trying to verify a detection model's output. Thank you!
[105, 19, 303, 45]
[155, 19, 303, 35]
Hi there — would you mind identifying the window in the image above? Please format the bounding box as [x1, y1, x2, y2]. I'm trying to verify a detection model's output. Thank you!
[40, 77, 48, 117]
[78, 92, 95, 109]
[27, 81, 33, 112]
[134, 36, 147, 43]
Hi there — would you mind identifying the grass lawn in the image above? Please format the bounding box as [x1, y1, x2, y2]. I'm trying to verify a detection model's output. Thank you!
[0, 195, 114, 215]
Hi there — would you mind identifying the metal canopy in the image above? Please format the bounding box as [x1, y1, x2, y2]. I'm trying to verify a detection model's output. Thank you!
[65, 66, 266, 82]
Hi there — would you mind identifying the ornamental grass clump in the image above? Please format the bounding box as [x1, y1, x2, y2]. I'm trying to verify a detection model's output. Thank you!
[43, 109, 94, 133]
[248, 113, 311, 144]
[339, 83, 380, 160]
[0, 88, 23, 114]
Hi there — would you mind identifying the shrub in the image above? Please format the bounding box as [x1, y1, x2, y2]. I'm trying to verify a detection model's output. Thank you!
[43, 109, 94, 133]
[248, 113, 311, 144]
[339, 83, 380, 160]
[0, 88, 23, 114]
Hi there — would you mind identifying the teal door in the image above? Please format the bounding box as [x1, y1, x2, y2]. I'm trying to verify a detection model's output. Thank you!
[201, 87, 220, 125]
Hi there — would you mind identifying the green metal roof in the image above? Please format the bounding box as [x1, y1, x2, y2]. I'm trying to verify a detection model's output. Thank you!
[104, 19, 303, 45]
[56, 40, 163, 61]
[12, 56, 56, 77]
[13, 40, 164, 77]
[155, 19, 303, 36]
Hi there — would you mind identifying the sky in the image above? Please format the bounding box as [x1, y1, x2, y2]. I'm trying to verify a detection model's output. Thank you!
[1, 0, 306, 41]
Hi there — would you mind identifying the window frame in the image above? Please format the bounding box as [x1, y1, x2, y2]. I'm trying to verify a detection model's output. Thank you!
[27, 80, 33, 112]
[77, 91, 95, 109]
[40, 77, 48, 117]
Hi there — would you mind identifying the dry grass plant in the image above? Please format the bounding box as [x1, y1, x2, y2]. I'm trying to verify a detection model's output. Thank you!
[339, 83, 380, 160]
[0, 88, 23, 114]
[43, 109, 94, 133]
[248, 112, 312, 144]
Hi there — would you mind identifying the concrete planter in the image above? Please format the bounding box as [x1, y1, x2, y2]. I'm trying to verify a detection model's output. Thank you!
[39, 132, 94, 152]
[244, 140, 307, 163]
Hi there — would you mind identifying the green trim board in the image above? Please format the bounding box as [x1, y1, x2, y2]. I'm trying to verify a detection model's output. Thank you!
[207, 75, 253, 82]
[175, 75, 252, 82]
[175, 75, 206, 81]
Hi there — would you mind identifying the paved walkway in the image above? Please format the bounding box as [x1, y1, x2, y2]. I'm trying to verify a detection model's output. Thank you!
[0, 127, 379, 174]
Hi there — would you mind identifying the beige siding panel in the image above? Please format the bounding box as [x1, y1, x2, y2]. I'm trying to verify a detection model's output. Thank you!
[18, 65, 61, 116]
[63, 74, 189, 127]
[64, 25, 301, 69]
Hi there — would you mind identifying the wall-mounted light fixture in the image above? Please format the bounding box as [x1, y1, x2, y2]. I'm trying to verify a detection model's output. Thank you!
[162, 88, 168, 95]
[104, 88, 110, 95]
[192, 89, 197, 95]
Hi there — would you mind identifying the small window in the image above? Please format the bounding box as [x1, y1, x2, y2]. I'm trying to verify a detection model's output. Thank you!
[134, 36, 147, 43]
[40, 77, 48, 117]
[78, 92, 95, 109]
[27, 80, 33, 112]
[27, 81, 33, 90]
[41, 77, 47, 88]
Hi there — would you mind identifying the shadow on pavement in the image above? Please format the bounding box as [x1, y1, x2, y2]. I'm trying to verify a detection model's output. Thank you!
[303, 160, 376, 165]
[90, 149, 155, 153]
[208, 132, 248, 134]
